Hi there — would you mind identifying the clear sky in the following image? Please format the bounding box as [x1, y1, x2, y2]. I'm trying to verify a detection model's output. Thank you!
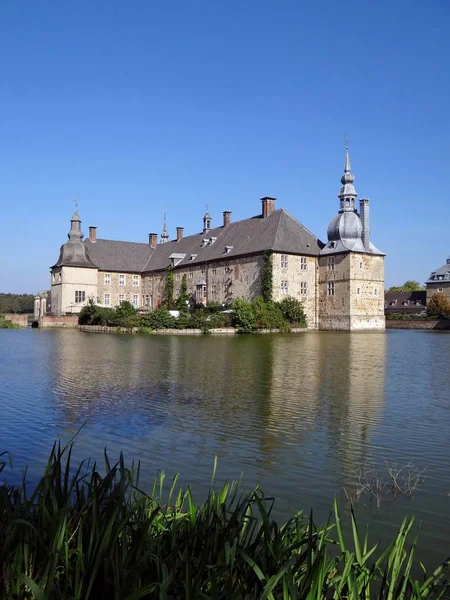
[1, 0, 449, 292]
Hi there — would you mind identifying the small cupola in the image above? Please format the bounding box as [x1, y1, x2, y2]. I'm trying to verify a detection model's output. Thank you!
[203, 208, 212, 234]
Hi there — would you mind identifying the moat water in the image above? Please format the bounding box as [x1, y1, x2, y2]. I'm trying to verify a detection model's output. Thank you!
[1, 328, 450, 567]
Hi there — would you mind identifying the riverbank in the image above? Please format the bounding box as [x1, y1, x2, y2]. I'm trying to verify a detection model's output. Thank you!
[79, 324, 309, 334]
[1, 443, 449, 599]
[386, 319, 450, 330]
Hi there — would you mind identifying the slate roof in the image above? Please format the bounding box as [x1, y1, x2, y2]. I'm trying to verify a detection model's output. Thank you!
[82, 209, 324, 273]
[425, 259, 450, 283]
[84, 239, 153, 273]
[384, 291, 426, 312]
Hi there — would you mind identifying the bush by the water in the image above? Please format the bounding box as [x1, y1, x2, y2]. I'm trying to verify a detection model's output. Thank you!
[427, 294, 450, 319]
[79, 296, 306, 333]
[1, 444, 449, 599]
[0, 315, 20, 329]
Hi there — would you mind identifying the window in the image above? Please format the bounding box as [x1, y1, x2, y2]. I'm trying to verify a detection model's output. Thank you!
[300, 282, 307, 295]
[118, 294, 125, 304]
[104, 273, 111, 285]
[374, 288, 378, 296]
[327, 256, 335, 271]
[52, 274, 55, 283]
[176, 273, 180, 281]
[281, 280, 288, 295]
[359, 262, 363, 270]
[119, 274, 126, 286]
[301, 257, 307, 271]
[75, 290, 85, 303]
[438, 287, 443, 292]
[357, 287, 361, 295]
[189, 271, 193, 279]
[211, 284, 217, 297]
[212, 268, 217, 275]
[327, 282, 335, 296]
[201, 268, 206, 275]
[104, 293, 111, 306]
[281, 254, 288, 269]
[132, 294, 139, 308]
[133, 275, 139, 286]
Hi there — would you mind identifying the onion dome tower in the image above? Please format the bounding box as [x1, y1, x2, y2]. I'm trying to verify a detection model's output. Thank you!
[321, 146, 382, 255]
[52, 211, 96, 268]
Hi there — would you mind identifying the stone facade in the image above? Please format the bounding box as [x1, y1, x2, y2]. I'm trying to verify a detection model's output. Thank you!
[318, 253, 385, 330]
[97, 271, 142, 308]
[272, 253, 319, 329]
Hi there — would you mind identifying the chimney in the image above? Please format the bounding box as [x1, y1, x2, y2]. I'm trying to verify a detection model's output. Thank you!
[223, 211, 231, 227]
[176, 227, 184, 242]
[261, 197, 276, 218]
[149, 233, 158, 248]
[89, 226, 97, 243]
[359, 198, 370, 250]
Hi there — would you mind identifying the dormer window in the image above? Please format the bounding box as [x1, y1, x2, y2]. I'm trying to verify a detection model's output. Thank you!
[169, 253, 186, 267]
[201, 239, 209, 247]
[224, 246, 233, 254]
[209, 237, 217, 245]
[189, 254, 197, 262]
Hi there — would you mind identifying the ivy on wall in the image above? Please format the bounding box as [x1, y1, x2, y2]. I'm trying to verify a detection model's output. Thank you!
[261, 251, 273, 303]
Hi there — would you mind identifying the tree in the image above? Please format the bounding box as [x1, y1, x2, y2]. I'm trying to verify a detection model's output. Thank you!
[165, 266, 174, 309]
[387, 280, 424, 292]
[427, 294, 450, 319]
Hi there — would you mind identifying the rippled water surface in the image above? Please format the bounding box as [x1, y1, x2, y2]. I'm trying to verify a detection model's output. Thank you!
[1, 329, 450, 566]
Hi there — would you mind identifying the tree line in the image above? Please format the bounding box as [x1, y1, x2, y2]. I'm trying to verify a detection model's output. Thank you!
[0, 293, 35, 314]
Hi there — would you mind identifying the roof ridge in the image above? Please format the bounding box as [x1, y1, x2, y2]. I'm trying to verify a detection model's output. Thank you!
[279, 208, 323, 243]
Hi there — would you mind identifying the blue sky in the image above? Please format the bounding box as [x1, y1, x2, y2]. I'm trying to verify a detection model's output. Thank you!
[1, 0, 449, 292]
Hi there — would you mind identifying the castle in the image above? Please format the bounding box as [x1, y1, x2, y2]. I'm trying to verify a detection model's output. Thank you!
[50, 148, 385, 330]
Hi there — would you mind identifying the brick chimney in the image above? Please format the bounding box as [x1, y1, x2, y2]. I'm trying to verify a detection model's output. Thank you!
[223, 211, 231, 227]
[149, 233, 158, 248]
[261, 197, 276, 218]
[89, 226, 97, 243]
[176, 227, 184, 242]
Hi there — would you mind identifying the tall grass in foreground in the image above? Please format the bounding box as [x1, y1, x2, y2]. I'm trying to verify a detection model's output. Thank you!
[1, 445, 449, 599]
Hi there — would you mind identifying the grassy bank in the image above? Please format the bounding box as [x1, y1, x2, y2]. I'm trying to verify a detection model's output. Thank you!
[1, 445, 449, 599]
[0, 315, 20, 329]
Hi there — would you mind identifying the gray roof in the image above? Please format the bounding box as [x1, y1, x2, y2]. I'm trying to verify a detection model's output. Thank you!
[80, 209, 323, 273]
[84, 239, 153, 272]
[141, 209, 323, 272]
[426, 259, 450, 284]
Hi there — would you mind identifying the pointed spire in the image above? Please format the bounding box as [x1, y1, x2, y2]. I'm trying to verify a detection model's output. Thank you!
[344, 145, 351, 173]
[161, 211, 169, 243]
[338, 141, 357, 213]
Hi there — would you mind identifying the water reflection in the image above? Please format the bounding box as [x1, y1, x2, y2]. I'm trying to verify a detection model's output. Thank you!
[3, 328, 450, 568]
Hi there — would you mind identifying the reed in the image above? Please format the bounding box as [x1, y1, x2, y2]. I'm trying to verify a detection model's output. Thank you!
[1, 445, 449, 599]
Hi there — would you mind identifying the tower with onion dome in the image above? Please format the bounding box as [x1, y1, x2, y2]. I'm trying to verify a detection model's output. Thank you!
[318, 146, 385, 330]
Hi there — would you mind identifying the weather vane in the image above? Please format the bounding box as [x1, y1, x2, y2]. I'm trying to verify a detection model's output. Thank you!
[73, 196, 78, 210]
[344, 132, 348, 151]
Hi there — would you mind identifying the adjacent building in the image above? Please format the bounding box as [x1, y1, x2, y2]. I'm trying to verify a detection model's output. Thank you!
[50, 148, 385, 330]
[425, 257, 450, 303]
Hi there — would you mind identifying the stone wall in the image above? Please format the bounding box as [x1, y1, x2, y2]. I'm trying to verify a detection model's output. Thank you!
[97, 270, 142, 308]
[386, 319, 450, 330]
[4, 314, 28, 327]
[40, 315, 79, 328]
[272, 252, 318, 329]
[142, 254, 263, 308]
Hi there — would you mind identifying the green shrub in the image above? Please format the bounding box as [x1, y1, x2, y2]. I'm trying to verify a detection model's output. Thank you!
[140, 308, 176, 330]
[252, 297, 288, 331]
[232, 298, 257, 333]
[278, 296, 307, 327]
[113, 301, 139, 328]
